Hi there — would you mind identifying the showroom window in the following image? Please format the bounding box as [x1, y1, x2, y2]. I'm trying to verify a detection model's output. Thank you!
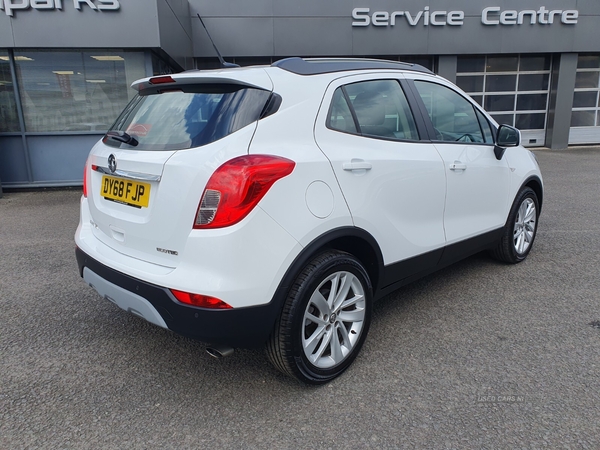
[0, 50, 19, 132]
[13, 50, 145, 132]
[571, 54, 600, 127]
[456, 54, 551, 146]
[569, 54, 600, 145]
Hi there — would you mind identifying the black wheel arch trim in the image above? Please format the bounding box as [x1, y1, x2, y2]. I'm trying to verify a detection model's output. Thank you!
[520, 175, 544, 213]
[268, 227, 386, 312]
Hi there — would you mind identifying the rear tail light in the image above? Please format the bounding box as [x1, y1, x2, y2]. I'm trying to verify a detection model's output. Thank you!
[171, 289, 232, 309]
[83, 159, 89, 198]
[194, 155, 295, 229]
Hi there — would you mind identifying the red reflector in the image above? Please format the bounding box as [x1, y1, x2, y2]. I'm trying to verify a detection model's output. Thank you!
[171, 290, 232, 309]
[83, 160, 89, 198]
[149, 76, 175, 85]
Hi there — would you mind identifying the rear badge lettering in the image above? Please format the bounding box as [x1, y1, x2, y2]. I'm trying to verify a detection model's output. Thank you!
[156, 247, 178, 256]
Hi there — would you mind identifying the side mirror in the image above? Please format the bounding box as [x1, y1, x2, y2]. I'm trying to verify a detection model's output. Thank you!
[494, 124, 520, 160]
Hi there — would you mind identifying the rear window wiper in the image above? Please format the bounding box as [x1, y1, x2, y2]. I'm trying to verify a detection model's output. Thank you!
[106, 130, 139, 147]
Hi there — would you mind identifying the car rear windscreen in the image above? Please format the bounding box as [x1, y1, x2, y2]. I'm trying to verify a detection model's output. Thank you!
[104, 84, 272, 151]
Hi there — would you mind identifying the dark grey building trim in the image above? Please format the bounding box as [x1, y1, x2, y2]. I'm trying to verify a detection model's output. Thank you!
[546, 53, 578, 150]
[8, 48, 33, 183]
[437, 56, 457, 84]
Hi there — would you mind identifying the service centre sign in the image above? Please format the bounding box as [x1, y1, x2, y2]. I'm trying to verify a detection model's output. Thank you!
[352, 6, 579, 27]
[0, 0, 120, 16]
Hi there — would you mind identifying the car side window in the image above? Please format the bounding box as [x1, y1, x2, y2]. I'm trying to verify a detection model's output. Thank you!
[327, 80, 419, 141]
[414, 81, 487, 144]
[328, 88, 358, 134]
[475, 108, 495, 144]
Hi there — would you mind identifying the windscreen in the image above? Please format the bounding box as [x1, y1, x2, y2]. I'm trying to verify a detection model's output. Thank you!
[104, 84, 272, 151]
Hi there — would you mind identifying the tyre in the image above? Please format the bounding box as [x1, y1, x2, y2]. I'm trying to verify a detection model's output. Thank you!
[491, 187, 539, 264]
[266, 251, 372, 384]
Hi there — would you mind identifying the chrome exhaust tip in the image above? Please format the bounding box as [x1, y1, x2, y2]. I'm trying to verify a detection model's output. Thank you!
[206, 345, 234, 359]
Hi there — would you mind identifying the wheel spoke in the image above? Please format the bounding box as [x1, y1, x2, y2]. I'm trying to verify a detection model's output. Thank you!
[518, 202, 528, 224]
[304, 325, 327, 356]
[524, 203, 536, 223]
[309, 290, 330, 316]
[338, 292, 363, 312]
[311, 329, 333, 363]
[524, 229, 534, 242]
[338, 307, 365, 323]
[330, 329, 344, 363]
[305, 312, 327, 326]
[337, 322, 351, 347]
[326, 273, 341, 308]
[517, 233, 527, 254]
[332, 273, 354, 311]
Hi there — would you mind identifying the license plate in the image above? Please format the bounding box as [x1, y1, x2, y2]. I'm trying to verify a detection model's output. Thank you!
[100, 175, 151, 208]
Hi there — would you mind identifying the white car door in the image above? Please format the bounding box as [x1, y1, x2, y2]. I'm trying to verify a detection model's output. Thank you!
[408, 77, 511, 245]
[314, 75, 447, 273]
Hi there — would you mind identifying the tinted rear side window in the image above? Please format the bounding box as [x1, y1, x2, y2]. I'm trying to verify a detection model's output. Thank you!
[327, 80, 419, 141]
[105, 85, 271, 151]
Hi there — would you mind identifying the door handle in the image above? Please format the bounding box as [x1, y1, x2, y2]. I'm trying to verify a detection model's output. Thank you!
[449, 161, 467, 171]
[343, 160, 372, 171]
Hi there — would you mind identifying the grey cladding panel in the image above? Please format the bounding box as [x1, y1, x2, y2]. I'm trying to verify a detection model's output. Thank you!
[165, 0, 189, 17]
[425, 18, 503, 55]
[352, 26, 430, 56]
[273, 0, 355, 17]
[572, 16, 600, 51]
[190, 0, 273, 17]
[157, 0, 193, 69]
[190, 0, 596, 57]
[571, 0, 600, 15]
[0, 15, 14, 47]
[425, 17, 577, 55]
[193, 17, 274, 57]
[7, 0, 161, 48]
[496, 23, 576, 53]
[274, 18, 353, 56]
[313, 0, 578, 16]
[164, 0, 193, 38]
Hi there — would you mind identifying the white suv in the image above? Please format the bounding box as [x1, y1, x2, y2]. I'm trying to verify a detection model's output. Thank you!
[75, 58, 543, 384]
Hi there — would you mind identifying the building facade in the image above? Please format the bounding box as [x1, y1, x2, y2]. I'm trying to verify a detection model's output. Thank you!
[1, 0, 599, 187]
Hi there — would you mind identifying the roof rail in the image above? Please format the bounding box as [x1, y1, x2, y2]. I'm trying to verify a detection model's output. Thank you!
[272, 57, 433, 76]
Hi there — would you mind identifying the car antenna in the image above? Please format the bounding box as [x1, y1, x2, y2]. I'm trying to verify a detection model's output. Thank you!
[197, 13, 239, 68]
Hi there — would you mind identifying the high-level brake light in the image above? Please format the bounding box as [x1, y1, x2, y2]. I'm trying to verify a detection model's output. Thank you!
[149, 76, 175, 85]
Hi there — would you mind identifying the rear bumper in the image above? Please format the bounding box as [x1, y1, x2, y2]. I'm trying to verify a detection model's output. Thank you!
[76, 247, 281, 348]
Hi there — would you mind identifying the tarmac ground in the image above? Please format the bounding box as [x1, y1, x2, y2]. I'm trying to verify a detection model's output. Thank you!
[0, 147, 599, 448]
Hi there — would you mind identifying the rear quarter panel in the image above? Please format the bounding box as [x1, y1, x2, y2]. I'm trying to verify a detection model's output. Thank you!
[250, 70, 354, 246]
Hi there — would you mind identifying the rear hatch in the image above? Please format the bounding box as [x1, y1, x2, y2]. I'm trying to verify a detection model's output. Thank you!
[86, 70, 273, 268]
